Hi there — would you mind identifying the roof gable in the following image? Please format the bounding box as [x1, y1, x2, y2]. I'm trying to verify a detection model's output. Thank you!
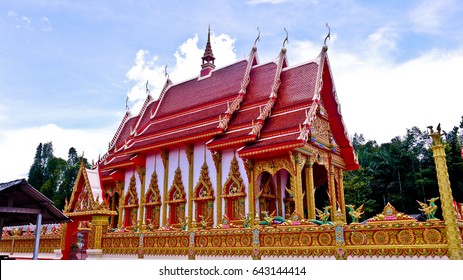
[64, 162, 109, 214]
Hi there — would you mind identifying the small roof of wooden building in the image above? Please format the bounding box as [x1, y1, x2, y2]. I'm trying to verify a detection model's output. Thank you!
[0, 179, 71, 227]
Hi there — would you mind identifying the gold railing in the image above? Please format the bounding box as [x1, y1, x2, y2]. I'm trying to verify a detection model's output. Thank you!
[343, 220, 448, 258]
[259, 225, 337, 257]
[0, 234, 62, 254]
[3, 221, 459, 259]
[98, 221, 459, 259]
[193, 228, 253, 257]
[101, 232, 140, 255]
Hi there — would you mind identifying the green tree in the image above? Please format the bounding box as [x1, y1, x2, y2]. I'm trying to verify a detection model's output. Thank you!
[27, 142, 89, 208]
[28, 143, 44, 190]
[53, 148, 83, 210]
[444, 126, 463, 202]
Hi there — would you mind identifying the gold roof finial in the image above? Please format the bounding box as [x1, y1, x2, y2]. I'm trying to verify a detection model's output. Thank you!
[125, 96, 129, 111]
[254, 27, 260, 47]
[164, 65, 169, 79]
[282, 27, 289, 48]
[323, 23, 331, 46]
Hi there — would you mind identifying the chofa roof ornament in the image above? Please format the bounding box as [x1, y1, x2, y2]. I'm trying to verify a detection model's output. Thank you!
[323, 23, 330, 51]
[282, 27, 289, 53]
[253, 27, 260, 48]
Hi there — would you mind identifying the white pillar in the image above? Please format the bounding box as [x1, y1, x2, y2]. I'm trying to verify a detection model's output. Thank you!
[32, 213, 42, 260]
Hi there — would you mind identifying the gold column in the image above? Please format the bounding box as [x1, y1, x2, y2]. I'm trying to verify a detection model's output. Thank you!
[109, 188, 116, 228]
[117, 181, 124, 228]
[212, 152, 222, 225]
[306, 157, 316, 220]
[293, 152, 304, 216]
[89, 215, 109, 249]
[136, 167, 146, 230]
[276, 171, 282, 216]
[186, 144, 194, 229]
[161, 150, 169, 226]
[338, 169, 347, 222]
[430, 130, 463, 260]
[329, 164, 337, 222]
[245, 159, 255, 227]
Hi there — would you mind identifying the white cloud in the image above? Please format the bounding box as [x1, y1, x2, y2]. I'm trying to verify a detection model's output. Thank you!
[126, 33, 236, 114]
[126, 50, 166, 113]
[366, 27, 399, 60]
[409, 0, 456, 34]
[0, 124, 115, 182]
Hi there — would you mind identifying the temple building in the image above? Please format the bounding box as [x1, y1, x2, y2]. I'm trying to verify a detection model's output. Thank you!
[3, 28, 461, 260]
[72, 27, 360, 233]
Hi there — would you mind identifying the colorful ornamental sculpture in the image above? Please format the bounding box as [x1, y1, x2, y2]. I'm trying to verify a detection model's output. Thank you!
[416, 197, 439, 220]
[367, 203, 415, 222]
[311, 206, 333, 226]
[346, 204, 364, 223]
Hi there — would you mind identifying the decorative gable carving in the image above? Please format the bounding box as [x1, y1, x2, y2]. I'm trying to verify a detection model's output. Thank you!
[64, 162, 112, 215]
[311, 116, 331, 145]
[194, 161, 214, 200]
[167, 167, 186, 203]
[146, 170, 161, 205]
[222, 156, 245, 197]
[124, 174, 139, 206]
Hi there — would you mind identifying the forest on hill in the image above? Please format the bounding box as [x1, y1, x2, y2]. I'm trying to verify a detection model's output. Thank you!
[27, 116, 463, 221]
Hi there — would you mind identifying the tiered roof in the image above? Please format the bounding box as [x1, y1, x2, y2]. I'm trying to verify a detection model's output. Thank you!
[99, 29, 359, 177]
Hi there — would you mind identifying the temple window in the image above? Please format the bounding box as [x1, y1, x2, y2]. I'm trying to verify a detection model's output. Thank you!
[123, 174, 139, 229]
[145, 171, 162, 229]
[223, 181, 245, 220]
[222, 156, 246, 222]
[166, 167, 186, 227]
[193, 162, 214, 226]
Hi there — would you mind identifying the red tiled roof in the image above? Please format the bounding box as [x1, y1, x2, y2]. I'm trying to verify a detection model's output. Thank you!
[139, 102, 226, 136]
[260, 108, 308, 136]
[115, 115, 139, 149]
[239, 132, 304, 157]
[100, 44, 359, 172]
[135, 99, 160, 134]
[240, 63, 277, 107]
[127, 122, 221, 152]
[156, 60, 248, 117]
[102, 153, 134, 169]
[208, 62, 280, 148]
[233, 62, 319, 156]
[274, 62, 319, 110]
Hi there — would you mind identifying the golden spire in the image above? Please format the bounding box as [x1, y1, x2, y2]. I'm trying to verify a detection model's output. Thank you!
[201, 25, 215, 76]
[429, 124, 463, 259]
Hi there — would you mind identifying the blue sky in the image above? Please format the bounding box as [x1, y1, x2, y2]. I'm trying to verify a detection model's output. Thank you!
[1, 0, 463, 181]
